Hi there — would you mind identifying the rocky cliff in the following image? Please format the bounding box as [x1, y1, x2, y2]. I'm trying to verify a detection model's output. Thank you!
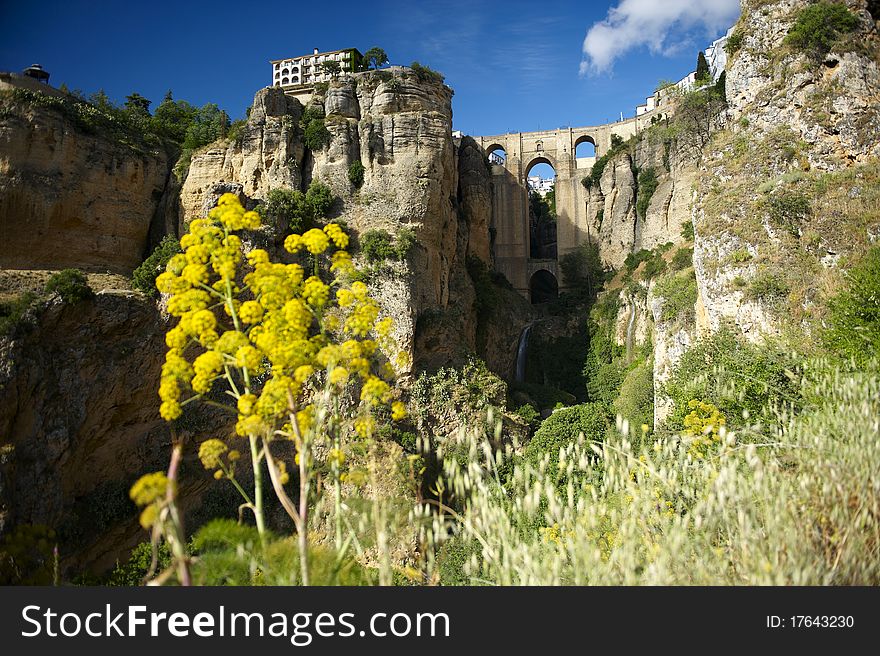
[182, 69, 530, 376]
[0, 75, 173, 274]
[597, 0, 880, 426]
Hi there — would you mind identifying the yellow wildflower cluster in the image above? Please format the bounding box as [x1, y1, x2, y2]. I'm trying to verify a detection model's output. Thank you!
[682, 399, 726, 456]
[155, 193, 406, 444]
[129, 472, 170, 529]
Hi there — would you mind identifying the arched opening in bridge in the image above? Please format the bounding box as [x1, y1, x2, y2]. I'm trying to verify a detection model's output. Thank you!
[486, 144, 506, 166]
[575, 135, 597, 162]
[525, 158, 557, 260]
[529, 270, 558, 304]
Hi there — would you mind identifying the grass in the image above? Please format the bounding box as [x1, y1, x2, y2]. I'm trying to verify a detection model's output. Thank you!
[428, 358, 880, 585]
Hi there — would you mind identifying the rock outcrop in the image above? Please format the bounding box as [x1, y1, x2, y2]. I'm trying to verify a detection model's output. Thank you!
[181, 69, 529, 376]
[586, 134, 697, 270]
[0, 75, 172, 274]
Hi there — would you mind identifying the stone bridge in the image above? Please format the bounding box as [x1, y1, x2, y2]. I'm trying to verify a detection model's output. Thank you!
[474, 110, 660, 301]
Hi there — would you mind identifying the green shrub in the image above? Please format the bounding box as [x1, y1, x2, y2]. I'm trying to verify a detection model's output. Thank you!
[108, 541, 171, 586]
[583, 293, 625, 405]
[681, 220, 694, 241]
[663, 328, 801, 429]
[559, 242, 604, 298]
[301, 104, 325, 124]
[746, 270, 789, 304]
[613, 360, 654, 438]
[226, 118, 247, 143]
[767, 191, 810, 236]
[304, 118, 331, 150]
[409, 61, 445, 84]
[360, 229, 396, 262]
[304, 180, 334, 219]
[44, 269, 93, 303]
[823, 246, 880, 365]
[262, 181, 335, 232]
[360, 228, 414, 263]
[636, 168, 659, 219]
[582, 136, 628, 189]
[190, 520, 374, 585]
[514, 404, 541, 432]
[671, 247, 693, 271]
[642, 253, 667, 279]
[348, 160, 365, 187]
[653, 270, 697, 323]
[0, 292, 37, 335]
[132, 235, 182, 296]
[624, 248, 652, 273]
[525, 403, 609, 486]
[725, 29, 744, 56]
[784, 1, 860, 58]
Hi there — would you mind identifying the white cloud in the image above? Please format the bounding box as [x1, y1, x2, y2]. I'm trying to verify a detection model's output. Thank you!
[580, 0, 740, 75]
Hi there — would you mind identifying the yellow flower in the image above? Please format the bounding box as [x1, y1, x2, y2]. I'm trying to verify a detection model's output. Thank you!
[324, 223, 349, 249]
[237, 393, 258, 416]
[193, 350, 224, 378]
[130, 472, 169, 506]
[160, 400, 182, 421]
[354, 415, 376, 439]
[391, 401, 407, 421]
[139, 505, 159, 529]
[302, 277, 329, 308]
[190, 309, 216, 335]
[294, 365, 315, 383]
[198, 439, 228, 470]
[284, 234, 303, 254]
[361, 376, 391, 406]
[239, 300, 264, 324]
[302, 228, 330, 254]
[235, 345, 262, 370]
[336, 288, 355, 307]
[247, 248, 270, 267]
[329, 366, 349, 385]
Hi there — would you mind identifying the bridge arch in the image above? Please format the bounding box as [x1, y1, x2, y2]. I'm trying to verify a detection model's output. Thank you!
[529, 269, 558, 304]
[574, 134, 597, 158]
[524, 155, 556, 178]
[486, 143, 507, 166]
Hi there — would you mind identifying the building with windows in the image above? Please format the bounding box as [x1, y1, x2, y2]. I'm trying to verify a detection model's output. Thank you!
[271, 48, 362, 89]
[635, 29, 732, 117]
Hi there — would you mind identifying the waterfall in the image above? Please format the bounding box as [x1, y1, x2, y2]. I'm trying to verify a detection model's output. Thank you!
[515, 324, 533, 383]
[625, 304, 636, 361]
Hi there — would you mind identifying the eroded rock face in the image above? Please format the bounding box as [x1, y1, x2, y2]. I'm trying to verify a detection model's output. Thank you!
[180, 87, 304, 227]
[179, 69, 527, 375]
[0, 76, 171, 274]
[0, 294, 171, 573]
[726, 0, 880, 167]
[587, 138, 697, 270]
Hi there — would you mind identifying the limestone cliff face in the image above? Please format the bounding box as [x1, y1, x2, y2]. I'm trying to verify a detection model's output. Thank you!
[587, 137, 697, 270]
[181, 70, 528, 375]
[647, 0, 880, 423]
[0, 75, 171, 274]
[0, 293, 170, 573]
[180, 89, 304, 227]
[693, 0, 880, 342]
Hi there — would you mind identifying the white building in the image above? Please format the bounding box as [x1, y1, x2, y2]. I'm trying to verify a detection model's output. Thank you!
[271, 48, 362, 88]
[528, 176, 555, 196]
[635, 29, 731, 116]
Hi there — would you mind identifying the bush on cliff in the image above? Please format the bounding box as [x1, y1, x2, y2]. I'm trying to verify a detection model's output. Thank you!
[44, 269, 93, 304]
[132, 235, 182, 297]
[785, 1, 860, 59]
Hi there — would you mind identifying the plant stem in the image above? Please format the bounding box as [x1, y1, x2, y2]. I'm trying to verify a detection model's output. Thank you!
[248, 434, 267, 542]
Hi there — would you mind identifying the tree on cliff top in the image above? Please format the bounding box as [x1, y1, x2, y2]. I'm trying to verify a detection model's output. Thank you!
[362, 47, 389, 70]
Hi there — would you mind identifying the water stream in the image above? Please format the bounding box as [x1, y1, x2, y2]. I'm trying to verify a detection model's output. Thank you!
[625, 303, 636, 361]
[515, 324, 533, 383]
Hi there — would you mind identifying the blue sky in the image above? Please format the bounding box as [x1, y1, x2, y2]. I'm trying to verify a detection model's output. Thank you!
[1, 0, 739, 138]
